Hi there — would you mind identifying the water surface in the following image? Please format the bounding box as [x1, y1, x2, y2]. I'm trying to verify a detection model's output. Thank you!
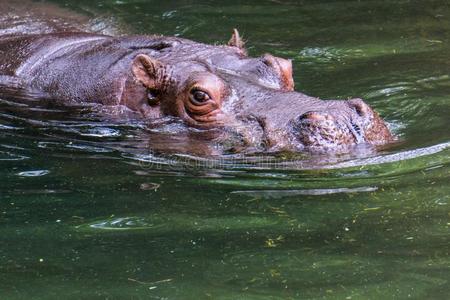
[0, 0, 449, 299]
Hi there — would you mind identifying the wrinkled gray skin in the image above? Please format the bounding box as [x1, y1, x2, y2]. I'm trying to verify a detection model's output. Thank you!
[0, 3, 393, 152]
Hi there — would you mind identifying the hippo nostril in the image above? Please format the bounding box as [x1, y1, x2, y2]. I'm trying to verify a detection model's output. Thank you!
[352, 123, 362, 136]
[349, 121, 365, 143]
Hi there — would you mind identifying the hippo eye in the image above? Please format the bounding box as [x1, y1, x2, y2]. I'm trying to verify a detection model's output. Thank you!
[189, 89, 211, 105]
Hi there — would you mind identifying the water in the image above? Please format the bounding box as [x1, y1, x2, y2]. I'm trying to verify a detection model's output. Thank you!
[1, 0, 449, 299]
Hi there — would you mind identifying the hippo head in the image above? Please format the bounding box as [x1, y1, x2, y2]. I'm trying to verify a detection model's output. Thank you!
[121, 30, 393, 152]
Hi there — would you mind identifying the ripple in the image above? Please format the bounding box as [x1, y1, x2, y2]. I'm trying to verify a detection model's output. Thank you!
[0, 124, 21, 130]
[231, 186, 378, 199]
[66, 143, 113, 153]
[80, 215, 279, 233]
[16, 170, 50, 177]
[365, 84, 413, 99]
[73, 127, 121, 138]
[298, 46, 365, 63]
[326, 142, 450, 169]
[365, 75, 450, 102]
[122, 141, 450, 174]
[297, 39, 444, 66]
[0, 150, 29, 161]
[88, 217, 160, 230]
[416, 74, 450, 89]
[10, 189, 72, 195]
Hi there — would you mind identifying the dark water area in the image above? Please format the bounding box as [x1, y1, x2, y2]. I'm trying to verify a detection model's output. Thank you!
[0, 0, 449, 299]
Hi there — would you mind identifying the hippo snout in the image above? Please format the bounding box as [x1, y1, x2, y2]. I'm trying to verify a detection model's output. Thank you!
[292, 99, 393, 149]
[294, 111, 360, 148]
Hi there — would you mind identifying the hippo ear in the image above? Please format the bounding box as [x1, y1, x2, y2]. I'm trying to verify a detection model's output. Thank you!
[132, 54, 167, 89]
[228, 28, 246, 53]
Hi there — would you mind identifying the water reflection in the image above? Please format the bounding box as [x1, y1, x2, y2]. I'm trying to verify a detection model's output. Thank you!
[231, 186, 379, 199]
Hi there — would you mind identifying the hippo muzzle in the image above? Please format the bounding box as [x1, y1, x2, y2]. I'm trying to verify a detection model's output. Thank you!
[218, 72, 393, 151]
[292, 99, 392, 149]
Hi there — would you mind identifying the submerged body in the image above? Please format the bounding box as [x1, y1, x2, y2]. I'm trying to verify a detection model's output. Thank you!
[0, 29, 393, 152]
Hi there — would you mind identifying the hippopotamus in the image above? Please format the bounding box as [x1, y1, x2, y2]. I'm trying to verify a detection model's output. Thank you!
[0, 27, 393, 152]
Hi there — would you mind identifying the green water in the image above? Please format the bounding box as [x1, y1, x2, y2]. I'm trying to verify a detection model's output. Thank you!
[1, 0, 449, 299]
